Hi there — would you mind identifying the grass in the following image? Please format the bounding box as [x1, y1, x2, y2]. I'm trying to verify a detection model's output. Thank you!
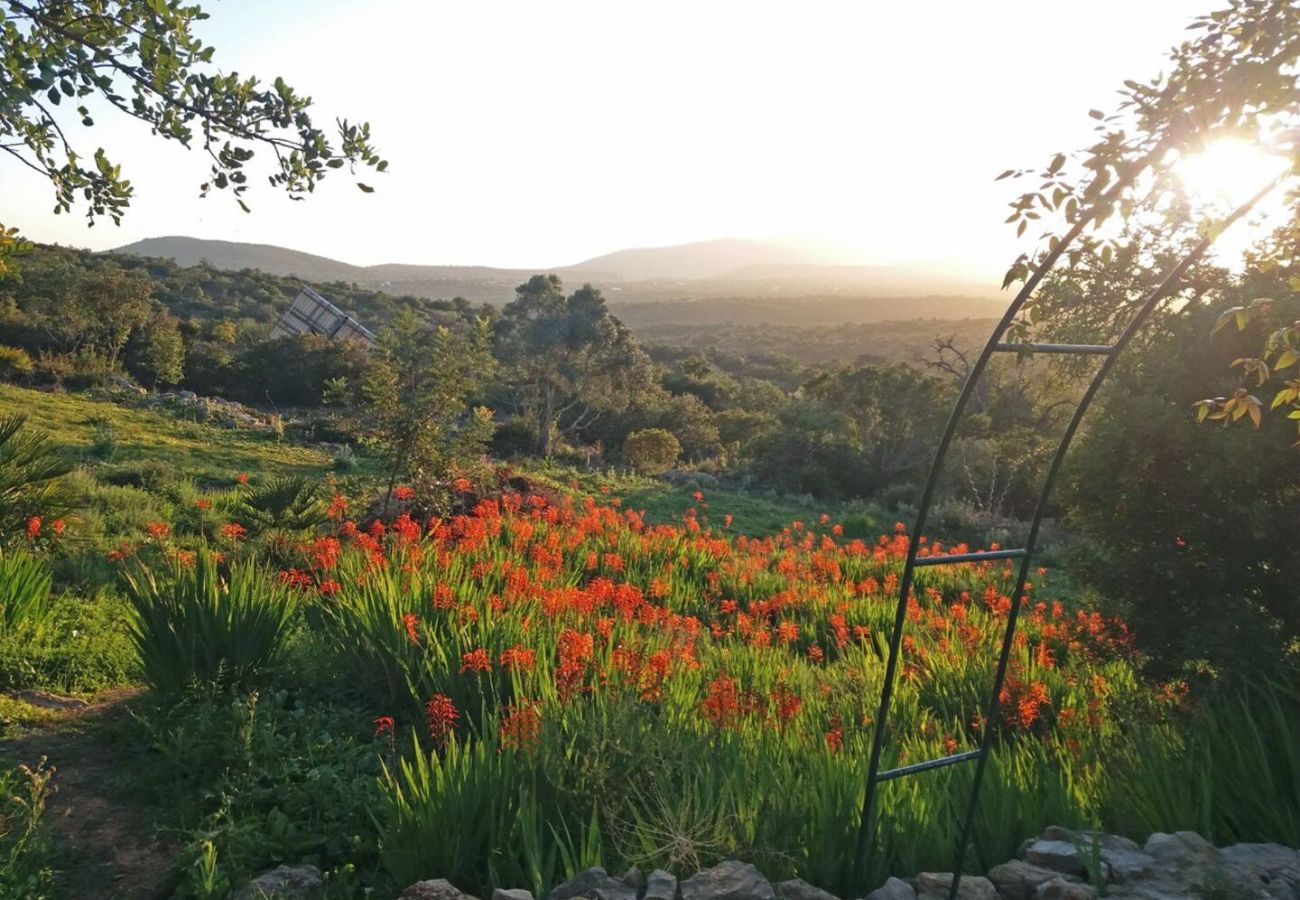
[0, 384, 338, 486]
[524, 462, 867, 536]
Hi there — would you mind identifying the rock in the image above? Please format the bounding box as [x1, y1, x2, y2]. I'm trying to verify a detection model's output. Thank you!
[988, 860, 1079, 900]
[624, 868, 648, 892]
[400, 880, 481, 900]
[645, 870, 679, 900]
[1024, 842, 1090, 879]
[913, 873, 998, 900]
[680, 861, 776, 900]
[549, 868, 638, 900]
[658, 469, 720, 488]
[494, 891, 535, 900]
[864, 878, 916, 900]
[232, 864, 324, 900]
[774, 878, 840, 900]
[1143, 832, 1219, 870]
[1221, 843, 1300, 887]
[1034, 879, 1095, 900]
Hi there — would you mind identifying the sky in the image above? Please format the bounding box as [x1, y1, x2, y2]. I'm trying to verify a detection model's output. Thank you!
[2, 0, 1211, 272]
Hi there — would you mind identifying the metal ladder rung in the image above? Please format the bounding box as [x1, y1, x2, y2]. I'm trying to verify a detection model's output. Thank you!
[876, 749, 981, 782]
[913, 548, 1028, 566]
[994, 342, 1115, 355]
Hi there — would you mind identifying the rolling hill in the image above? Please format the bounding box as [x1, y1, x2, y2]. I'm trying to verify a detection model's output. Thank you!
[108, 236, 1003, 307]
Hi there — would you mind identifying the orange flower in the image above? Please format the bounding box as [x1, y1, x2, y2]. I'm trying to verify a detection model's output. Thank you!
[194, 498, 212, 510]
[235, 472, 250, 485]
[425, 694, 459, 746]
[394, 485, 415, 500]
[824, 727, 844, 753]
[499, 701, 542, 752]
[25, 516, 40, 539]
[460, 647, 492, 674]
[51, 518, 65, 536]
[220, 522, 247, 541]
[453, 477, 472, 493]
[403, 613, 420, 644]
[499, 645, 536, 673]
[146, 521, 171, 539]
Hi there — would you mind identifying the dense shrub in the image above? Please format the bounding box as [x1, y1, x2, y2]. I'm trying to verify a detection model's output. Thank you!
[622, 428, 681, 475]
[0, 345, 34, 382]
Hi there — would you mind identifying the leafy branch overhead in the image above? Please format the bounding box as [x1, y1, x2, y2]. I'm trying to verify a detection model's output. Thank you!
[0, 0, 387, 226]
[997, 0, 1300, 438]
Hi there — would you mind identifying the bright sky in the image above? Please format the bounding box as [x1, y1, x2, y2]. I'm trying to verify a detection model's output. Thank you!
[3, 0, 1210, 271]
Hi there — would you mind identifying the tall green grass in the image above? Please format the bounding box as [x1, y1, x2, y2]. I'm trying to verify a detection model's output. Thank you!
[0, 548, 53, 636]
[123, 553, 297, 692]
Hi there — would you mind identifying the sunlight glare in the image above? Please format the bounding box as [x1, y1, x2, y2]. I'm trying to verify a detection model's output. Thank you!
[1176, 139, 1290, 209]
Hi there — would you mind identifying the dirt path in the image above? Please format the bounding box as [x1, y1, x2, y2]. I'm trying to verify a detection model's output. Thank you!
[0, 689, 179, 899]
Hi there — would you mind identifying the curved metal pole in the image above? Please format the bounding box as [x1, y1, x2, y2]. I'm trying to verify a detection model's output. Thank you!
[942, 174, 1284, 894]
[849, 169, 1148, 889]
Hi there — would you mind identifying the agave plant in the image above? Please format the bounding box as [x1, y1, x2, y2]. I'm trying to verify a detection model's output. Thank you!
[236, 474, 330, 535]
[0, 548, 53, 636]
[122, 553, 297, 693]
[0, 413, 74, 544]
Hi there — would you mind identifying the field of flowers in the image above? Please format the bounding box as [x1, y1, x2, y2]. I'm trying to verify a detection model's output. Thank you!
[240, 487, 1171, 894]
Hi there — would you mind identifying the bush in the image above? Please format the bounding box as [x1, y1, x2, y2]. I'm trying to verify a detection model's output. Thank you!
[332, 444, 358, 473]
[131, 690, 385, 897]
[0, 345, 34, 382]
[623, 428, 681, 475]
[123, 553, 298, 693]
[89, 420, 118, 460]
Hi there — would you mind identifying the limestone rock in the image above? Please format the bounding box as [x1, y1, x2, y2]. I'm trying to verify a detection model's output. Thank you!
[624, 868, 648, 892]
[680, 861, 776, 900]
[1220, 843, 1300, 888]
[1143, 832, 1219, 870]
[1024, 842, 1090, 879]
[401, 880, 481, 900]
[774, 877, 841, 900]
[914, 872, 998, 900]
[645, 870, 679, 900]
[233, 865, 325, 900]
[1034, 878, 1096, 900]
[988, 860, 1080, 900]
[549, 868, 637, 900]
[864, 877, 916, 900]
[494, 890, 536, 900]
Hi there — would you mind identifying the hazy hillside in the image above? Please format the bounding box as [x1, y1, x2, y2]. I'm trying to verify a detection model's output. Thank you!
[108, 235, 1003, 305]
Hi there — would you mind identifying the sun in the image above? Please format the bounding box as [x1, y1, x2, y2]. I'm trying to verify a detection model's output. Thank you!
[1175, 138, 1291, 209]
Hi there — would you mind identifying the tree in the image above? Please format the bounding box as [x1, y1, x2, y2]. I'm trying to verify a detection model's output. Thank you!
[496, 276, 654, 456]
[0, 0, 385, 269]
[994, 1, 1300, 434]
[133, 311, 184, 388]
[1062, 291, 1300, 677]
[363, 312, 494, 503]
[5, 255, 152, 366]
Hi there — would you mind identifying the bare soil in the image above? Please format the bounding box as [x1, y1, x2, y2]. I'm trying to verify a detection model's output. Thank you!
[0, 688, 179, 899]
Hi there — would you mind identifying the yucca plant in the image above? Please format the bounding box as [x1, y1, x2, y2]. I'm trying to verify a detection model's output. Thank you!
[236, 475, 330, 535]
[122, 553, 297, 693]
[0, 548, 54, 637]
[0, 413, 75, 544]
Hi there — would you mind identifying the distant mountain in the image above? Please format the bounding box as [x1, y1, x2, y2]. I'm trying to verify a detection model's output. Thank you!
[568, 238, 840, 282]
[112, 236, 368, 282]
[107, 235, 1002, 305]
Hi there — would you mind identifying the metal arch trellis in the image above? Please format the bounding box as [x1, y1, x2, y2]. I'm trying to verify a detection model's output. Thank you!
[849, 172, 1288, 899]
